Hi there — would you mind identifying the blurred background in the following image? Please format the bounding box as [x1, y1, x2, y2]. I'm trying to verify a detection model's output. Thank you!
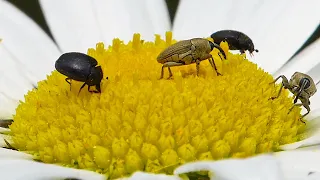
[6, 0, 320, 59]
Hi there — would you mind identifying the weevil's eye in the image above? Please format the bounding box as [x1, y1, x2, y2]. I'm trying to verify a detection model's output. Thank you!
[299, 78, 311, 89]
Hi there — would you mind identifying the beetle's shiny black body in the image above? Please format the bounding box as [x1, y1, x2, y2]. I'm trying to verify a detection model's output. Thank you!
[55, 52, 103, 94]
[210, 30, 258, 55]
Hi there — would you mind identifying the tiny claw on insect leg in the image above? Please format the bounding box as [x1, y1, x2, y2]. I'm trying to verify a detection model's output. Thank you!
[299, 118, 306, 124]
[269, 97, 276, 100]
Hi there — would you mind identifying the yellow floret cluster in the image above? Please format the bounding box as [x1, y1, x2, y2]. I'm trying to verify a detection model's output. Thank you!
[10, 32, 305, 179]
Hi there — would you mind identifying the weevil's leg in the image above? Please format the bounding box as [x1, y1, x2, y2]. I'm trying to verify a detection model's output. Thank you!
[269, 75, 289, 86]
[208, 58, 222, 76]
[168, 67, 173, 79]
[293, 95, 299, 104]
[160, 65, 165, 79]
[217, 53, 223, 61]
[65, 78, 72, 90]
[269, 75, 290, 100]
[269, 83, 283, 100]
[78, 82, 87, 95]
[196, 59, 200, 76]
[298, 98, 311, 124]
[160, 62, 184, 79]
[288, 103, 303, 115]
[299, 108, 310, 124]
[240, 49, 245, 54]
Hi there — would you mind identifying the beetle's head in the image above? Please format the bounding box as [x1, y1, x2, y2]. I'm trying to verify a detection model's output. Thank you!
[247, 42, 259, 56]
[239, 36, 258, 57]
[87, 66, 103, 86]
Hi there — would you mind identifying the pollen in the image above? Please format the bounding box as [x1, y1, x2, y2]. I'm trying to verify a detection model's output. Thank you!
[10, 32, 305, 179]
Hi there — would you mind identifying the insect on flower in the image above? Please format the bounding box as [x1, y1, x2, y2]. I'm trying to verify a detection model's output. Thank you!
[55, 52, 104, 94]
[210, 30, 258, 56]
[269, 72, 317, 123]
[157, 38, 227, 79]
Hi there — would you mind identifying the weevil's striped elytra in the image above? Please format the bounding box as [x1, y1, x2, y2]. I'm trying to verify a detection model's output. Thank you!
[157, 38, 226, 79]
[269, 72, 317, 123]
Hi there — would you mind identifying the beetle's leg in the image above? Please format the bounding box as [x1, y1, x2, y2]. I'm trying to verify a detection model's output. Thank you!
[78, 82, 87, 95]
[65, 78, 72, 90]
[240, 49, 245, 54]
[88, 85, 100, 93]
[208, 58, 222, 76]
[160, 62, 184, 79]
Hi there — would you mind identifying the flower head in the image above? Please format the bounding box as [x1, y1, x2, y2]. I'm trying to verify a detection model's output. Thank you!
[8, 32, 307, 179]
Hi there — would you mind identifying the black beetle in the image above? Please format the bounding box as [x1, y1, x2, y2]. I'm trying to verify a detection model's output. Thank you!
[55, 52, 103, 94]
[210, 30, 258, 56]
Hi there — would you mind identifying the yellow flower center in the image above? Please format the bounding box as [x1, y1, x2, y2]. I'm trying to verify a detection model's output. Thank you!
[10, 32, 305, 179]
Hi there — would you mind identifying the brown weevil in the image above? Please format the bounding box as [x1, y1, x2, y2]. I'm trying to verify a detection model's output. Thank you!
[269, 72, 317, 123]
[210, 30, 258, 56]
[157, 38, 226, 79]
[55, 52, 104, 94]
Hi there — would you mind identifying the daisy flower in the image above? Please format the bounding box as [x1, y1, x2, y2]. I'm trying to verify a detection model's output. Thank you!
[1, 0, 320, 180]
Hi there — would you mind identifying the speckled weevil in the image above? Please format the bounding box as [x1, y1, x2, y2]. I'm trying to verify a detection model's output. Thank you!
[269, 72, 317, 123]
[157, 38, 227, 79]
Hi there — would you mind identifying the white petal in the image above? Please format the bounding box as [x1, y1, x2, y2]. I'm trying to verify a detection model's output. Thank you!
[0, 159, 105, 180]
[0, 93, 19, 119]
[275, 151, 320, 180]
[280, 109, 320, 150]
[305, 39, 320, 84]
[0, 148, 32, 160]
[172, 0, 286, 40]
[0, 43, 34, 119]
[0, 133, 10, 147]
[0, 1, 61, 82]
[273, 38, 320, 80]
[173, 0, 320, 74]
[173, 0, 235, 40]
[39, 0, 103, 52]
[92, 0, 170, 45]
[174, 154, 283, 180]
[250, 0, 320, 74]
[118, 171, 181, 180]
[0, 127, 10, 133]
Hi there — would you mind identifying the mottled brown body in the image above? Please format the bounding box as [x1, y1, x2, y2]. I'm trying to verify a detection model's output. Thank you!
[157, 38, 226, 79]
[270, 72, 317, 123]
[289, 72, 317, 97]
